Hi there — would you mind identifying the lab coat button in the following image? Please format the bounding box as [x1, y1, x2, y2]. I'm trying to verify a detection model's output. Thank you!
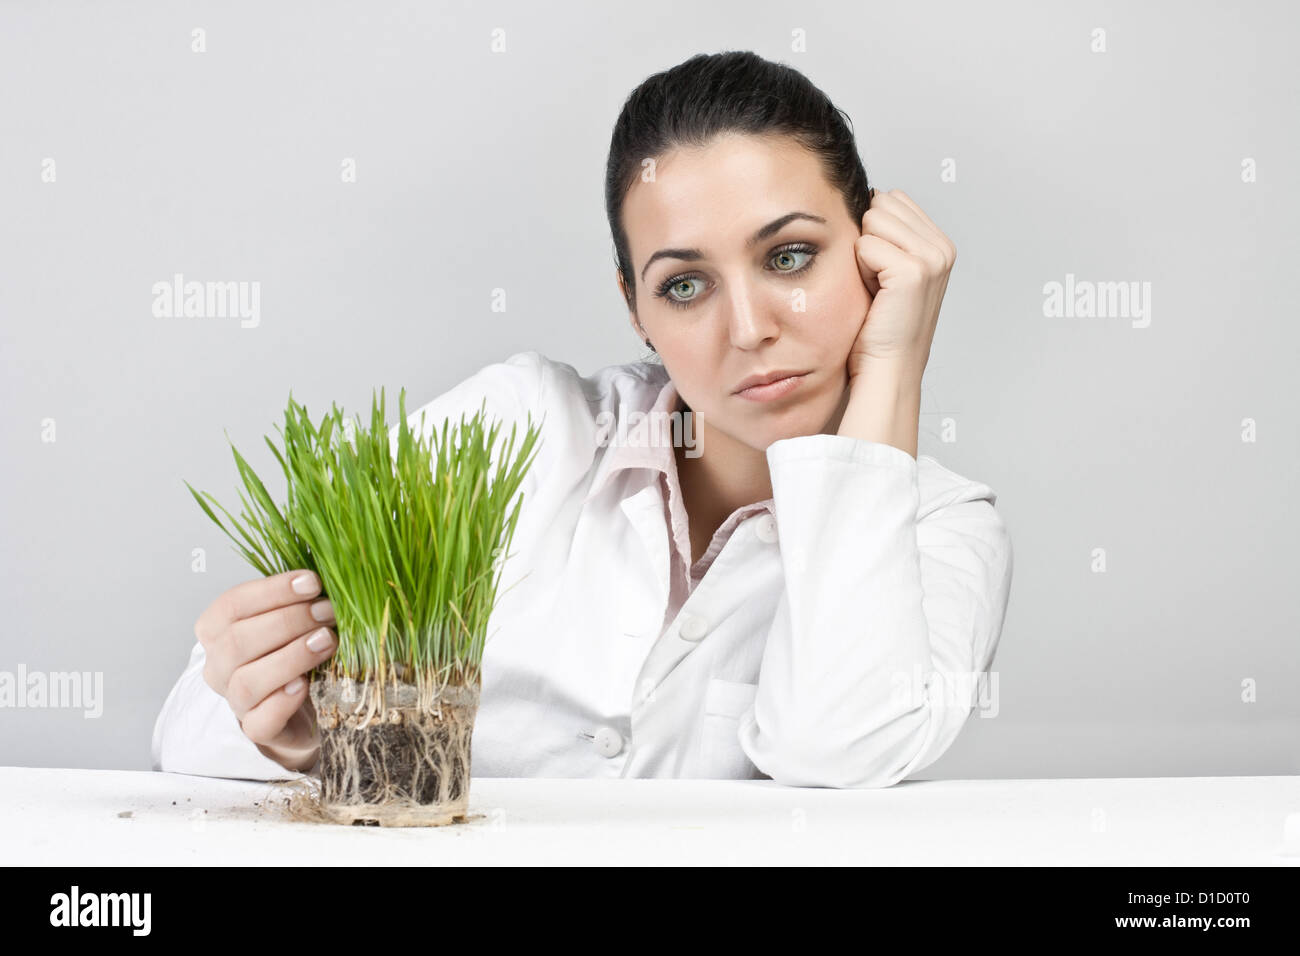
[593, 726, 623, 758]
[679, 612, 709, 642]
[755, 513, 778, 543]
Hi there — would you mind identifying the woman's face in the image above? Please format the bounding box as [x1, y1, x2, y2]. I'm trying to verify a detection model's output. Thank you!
[620, 132, 867, 453]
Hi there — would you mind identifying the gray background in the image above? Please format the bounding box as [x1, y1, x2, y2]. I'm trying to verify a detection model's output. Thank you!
[2, 0, 1296, 778]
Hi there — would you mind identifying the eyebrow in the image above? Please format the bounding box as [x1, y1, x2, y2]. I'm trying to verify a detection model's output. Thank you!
[639, 211, 828, 283]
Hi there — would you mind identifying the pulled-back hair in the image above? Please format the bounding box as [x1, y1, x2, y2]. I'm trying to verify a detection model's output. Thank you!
[604, 50, 872, 321]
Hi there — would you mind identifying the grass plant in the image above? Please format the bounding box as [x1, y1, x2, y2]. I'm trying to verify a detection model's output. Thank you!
[185, 388, 542, 696]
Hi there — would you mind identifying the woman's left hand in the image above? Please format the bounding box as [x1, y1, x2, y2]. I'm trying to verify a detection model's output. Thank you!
[848, 188, 957, 383]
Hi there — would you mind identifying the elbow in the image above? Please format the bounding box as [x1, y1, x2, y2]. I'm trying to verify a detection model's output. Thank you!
[151, 711, 188, 776]
[744, 708, 937, 790]
[770, 741, 918, 790]
[150, 700, 173, 773]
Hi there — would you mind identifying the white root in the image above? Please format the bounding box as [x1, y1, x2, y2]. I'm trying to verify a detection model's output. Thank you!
[306, 675, 480, 827]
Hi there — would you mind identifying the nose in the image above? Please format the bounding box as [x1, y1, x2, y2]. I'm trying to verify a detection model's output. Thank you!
[723, 276, 782, 350]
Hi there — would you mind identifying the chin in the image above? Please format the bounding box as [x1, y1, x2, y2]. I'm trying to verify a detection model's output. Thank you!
[733, 402, 835, 452]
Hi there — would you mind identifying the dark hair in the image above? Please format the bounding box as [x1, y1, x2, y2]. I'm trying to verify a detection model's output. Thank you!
[604, 50, 872, 321]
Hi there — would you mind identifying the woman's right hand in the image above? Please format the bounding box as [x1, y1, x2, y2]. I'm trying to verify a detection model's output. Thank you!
[194, 569, 339, 772]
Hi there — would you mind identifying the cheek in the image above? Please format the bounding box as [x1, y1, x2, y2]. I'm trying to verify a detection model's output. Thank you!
[801, 258, 868, 347]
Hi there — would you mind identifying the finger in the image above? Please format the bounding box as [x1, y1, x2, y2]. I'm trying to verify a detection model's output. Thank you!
[225, 624, 338, 720]
[207, 597, 336, 690]
[861, 267, 879, 299]
[885, 188, 941, 235]
[861, 206, 941, 261]
[237, 675, 311, 748]
[884, 189, 956, 260]
[869, 190, 947, 253]
[855, 246, 880, 298]
[195, 568, 323, 647]
[854, 233, 912, 291]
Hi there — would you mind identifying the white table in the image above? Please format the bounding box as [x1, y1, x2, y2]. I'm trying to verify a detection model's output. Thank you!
[4, 767, 1298, 865]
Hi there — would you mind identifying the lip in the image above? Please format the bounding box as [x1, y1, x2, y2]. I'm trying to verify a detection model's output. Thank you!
[733, 370, 811, 402]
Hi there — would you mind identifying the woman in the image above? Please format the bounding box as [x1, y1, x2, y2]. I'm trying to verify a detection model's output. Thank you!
[152, 51, 1013, 788]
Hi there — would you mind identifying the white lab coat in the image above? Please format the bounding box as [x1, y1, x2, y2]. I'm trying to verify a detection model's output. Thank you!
[153, 350, 1013, 788]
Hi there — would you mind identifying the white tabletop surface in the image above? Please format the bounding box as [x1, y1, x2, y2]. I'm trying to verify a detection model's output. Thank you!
[4, 767, 1299, 865]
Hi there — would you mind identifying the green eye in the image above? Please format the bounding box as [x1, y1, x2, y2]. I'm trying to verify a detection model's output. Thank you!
[772, 248, 812, 272]
[653, 275, 706, 310]
[651, 242, 819, 312]
[668, 278, 703, 301]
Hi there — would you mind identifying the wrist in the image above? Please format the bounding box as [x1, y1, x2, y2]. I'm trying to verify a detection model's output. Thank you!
[838, 361, 923, 459]
[849, 354, 925, 392]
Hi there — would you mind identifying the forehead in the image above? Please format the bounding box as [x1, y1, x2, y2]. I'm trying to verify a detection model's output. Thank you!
[622, 133, 840, 262]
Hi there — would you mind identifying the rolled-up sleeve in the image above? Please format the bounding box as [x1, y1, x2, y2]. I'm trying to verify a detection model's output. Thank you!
[152, 350, 550, 779]
[737, 434, 1013, 788]
[151, 641, 310, 779]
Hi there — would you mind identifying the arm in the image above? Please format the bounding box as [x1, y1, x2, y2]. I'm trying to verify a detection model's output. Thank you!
[736, 366, 1013, 788]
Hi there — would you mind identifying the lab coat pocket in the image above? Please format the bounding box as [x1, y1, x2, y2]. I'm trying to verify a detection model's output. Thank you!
[699, 678, 760, 778]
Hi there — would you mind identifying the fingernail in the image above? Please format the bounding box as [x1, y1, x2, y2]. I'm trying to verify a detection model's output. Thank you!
[309, 599, 334, 622]
[291, 573, 317, 595]
[284, 677, 305, 695]
[306, 628, 333, 652]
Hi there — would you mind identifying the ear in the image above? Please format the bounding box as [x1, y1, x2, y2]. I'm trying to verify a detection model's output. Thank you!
[617, 272, 642, 337]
